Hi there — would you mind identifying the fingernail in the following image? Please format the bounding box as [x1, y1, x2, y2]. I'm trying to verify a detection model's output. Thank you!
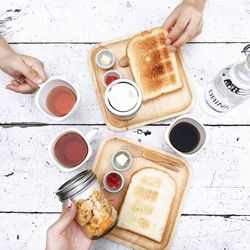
[165, 38, 171, 45]
[67, 198, 72, 208]
[34, 75, 43, 84]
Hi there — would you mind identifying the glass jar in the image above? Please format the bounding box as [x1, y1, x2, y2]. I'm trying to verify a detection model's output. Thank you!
[202, 51, 250, 116]
[56, 170, 118, 239]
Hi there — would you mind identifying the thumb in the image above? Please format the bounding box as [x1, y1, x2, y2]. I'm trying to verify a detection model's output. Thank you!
[50, 199, 77, 235]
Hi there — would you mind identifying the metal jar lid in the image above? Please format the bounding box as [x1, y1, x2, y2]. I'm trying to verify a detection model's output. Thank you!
[247, 53, 250, 70]
[56, 170, 97, 202]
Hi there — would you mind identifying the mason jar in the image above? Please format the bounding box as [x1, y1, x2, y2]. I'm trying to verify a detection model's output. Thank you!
[56, 170, 118, 239]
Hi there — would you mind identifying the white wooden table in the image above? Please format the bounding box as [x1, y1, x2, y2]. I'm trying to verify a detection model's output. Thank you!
[1, 0, 250, 249]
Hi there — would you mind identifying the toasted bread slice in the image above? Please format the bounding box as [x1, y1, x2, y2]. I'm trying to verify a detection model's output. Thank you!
[127, 27, 182, 101]
[117, 168, 176, 243]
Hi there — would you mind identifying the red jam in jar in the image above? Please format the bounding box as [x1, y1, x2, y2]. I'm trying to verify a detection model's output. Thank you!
[107, 173, 121, 188]
[105, 75, 119, 86]
[103, 171, 124, 192]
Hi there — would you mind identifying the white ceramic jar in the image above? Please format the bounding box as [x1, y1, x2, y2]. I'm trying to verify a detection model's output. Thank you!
[104, 79, 143, 120]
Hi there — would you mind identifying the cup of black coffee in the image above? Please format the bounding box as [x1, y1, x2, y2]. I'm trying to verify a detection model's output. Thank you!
[165, 115, 207, 157]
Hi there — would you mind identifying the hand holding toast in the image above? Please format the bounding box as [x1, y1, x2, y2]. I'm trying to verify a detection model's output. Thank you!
[163, 0, 206, 50]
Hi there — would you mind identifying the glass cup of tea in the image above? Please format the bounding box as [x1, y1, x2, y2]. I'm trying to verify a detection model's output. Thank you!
[165, 115, 207, 158]
[49, 128, 98, 172]
[35, 76, 81, 121]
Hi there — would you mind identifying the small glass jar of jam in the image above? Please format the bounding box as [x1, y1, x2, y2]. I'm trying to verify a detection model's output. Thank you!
[56, 170, 118, 239]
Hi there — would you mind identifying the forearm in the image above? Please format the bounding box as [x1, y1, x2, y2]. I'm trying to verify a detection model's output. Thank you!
[0, 36, 15, 61]
[183, 0, 206, 10]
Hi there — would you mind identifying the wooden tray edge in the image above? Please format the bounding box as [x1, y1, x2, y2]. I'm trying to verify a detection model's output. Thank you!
[163, 160, 192, 250]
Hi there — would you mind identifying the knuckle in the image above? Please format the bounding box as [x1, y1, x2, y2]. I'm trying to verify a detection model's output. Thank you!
[34, 58, 44, 67]
[35, 60, 45, 70]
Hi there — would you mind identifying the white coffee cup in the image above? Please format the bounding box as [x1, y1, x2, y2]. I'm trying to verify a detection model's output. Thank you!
[35, 76, 81, 121]
[165, 115, 207, 158]
[49, 128, 98, 172]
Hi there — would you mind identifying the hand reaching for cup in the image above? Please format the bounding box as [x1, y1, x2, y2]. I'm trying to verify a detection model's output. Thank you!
[0, 36, 47, 94]
[46, 199, 93, 250]
[0, 54, 47, 94]
[163, 0, 206, 51]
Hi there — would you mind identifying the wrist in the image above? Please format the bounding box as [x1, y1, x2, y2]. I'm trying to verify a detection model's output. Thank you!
[0, 51, 15, 71]
[183, 0, 206, 11]
[0, 50, 15, 62]
[0, 37, 15, 63]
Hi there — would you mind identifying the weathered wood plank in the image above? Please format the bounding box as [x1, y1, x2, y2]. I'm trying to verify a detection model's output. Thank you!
[0, 43, 250, 125]
[1, 125, 250, 214]
[0, 0, 250, 43]
[1, 214, 250, 250]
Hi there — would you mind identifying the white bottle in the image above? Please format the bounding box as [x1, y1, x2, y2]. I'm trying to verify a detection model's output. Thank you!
[203, 53, 250, 116]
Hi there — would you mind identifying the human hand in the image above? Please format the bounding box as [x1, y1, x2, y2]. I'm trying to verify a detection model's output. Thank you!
[46, 200, 93, 250]
[0, 53, 47, 94]
[163, 0, 205, 50]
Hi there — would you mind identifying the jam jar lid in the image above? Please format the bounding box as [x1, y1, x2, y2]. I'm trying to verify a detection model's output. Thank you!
[56, 170, 97, 202]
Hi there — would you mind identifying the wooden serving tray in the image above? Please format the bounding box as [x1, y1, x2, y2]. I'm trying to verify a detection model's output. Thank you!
[88, 28, 195, 131]
[92, 136, 191, 250]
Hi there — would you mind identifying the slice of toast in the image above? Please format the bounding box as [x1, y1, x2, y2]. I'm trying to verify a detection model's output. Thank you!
[127, 27, 182, 101]
[117, 168, 176, 243]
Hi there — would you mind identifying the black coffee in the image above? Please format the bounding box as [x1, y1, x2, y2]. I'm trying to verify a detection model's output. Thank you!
[169, 122, 200, 153]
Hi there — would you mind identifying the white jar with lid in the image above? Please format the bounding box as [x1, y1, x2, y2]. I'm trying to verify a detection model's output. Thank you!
[105, 79, 143, 120]
[56, 170, 118, 239]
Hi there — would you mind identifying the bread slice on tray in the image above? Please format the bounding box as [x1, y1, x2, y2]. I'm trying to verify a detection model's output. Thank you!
[117, 167, 176, 243]
[127, 27, 182, 101]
